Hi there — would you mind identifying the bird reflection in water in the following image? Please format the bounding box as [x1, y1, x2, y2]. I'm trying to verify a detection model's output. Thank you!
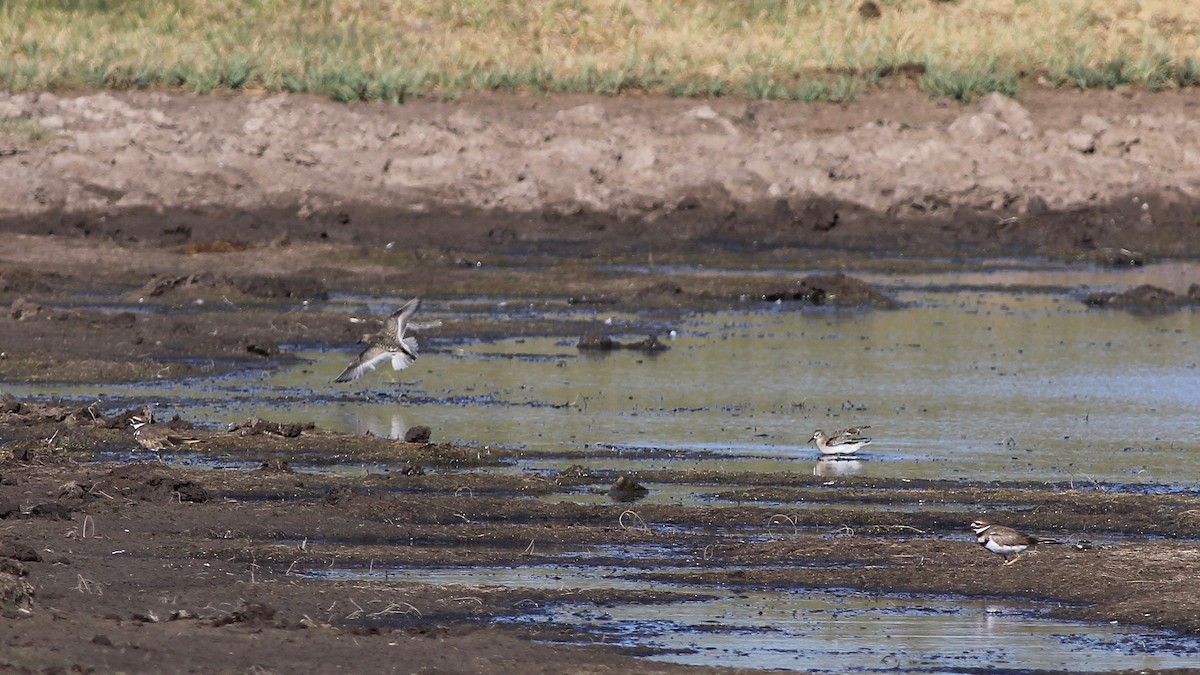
[812, 458, 863, 477]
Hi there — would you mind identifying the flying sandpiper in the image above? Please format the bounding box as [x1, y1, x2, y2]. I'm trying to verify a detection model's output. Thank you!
[334, 297, 422, 383]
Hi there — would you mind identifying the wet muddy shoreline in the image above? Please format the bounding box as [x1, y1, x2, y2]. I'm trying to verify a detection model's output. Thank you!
[4, 236, 1200, 671]
[5, 87, 1200, 672]
[3, 386, 1200, 671]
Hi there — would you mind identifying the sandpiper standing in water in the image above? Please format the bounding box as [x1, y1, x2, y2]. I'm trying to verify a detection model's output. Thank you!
[335, 297, 422, 383]
[810, 426, 871, 456]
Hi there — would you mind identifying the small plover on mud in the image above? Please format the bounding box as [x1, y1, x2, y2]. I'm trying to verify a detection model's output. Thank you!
[970, 520, 1061, 565]
[130, 416, 200, 459]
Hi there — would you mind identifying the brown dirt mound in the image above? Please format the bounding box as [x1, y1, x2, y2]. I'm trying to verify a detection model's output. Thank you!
[1084, 283, 1200, 310]
[761, 272, 899, 308]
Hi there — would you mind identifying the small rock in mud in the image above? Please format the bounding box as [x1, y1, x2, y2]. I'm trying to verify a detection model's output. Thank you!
[559, 465, 593, 479]
[5, 429, 71, 461]
[0, 394, 21, 414]
[108, 311, 137, 328]
[623, 334, 669, 353]
[0, 559, 27, 577]
[0, 268, 58, 293]
[64, 403, 104, 427]
[1094, 247, 1145, 267]
[229, 274, 328, 300]
[135, 272, 326, 301]
[0, 572, 35, 615]
[102, 466, 209, 503]
[399, 462, 425, 476]
[245, 340, 280, 357]
[229, 416, 309, 438]
[607, 475, 649, 502]
[404, 425, 432, 443]
[0, 541, 40, 562]
[323, 485, 353, 505]
[183, 239, 248, 254]
[29, 502, 74, 520]
[138, 272, 217, 298]
[632, 280, 686, 302]
[169, 320, 195, 335]
[212, 602, 277, 627]
[172, 480, 209, 503]
[567, 294, 617, 305]
[257, 459, 293, 473]
[7, 439, 46, 463]
[577, 333, 670, 352]
[157, 415, 196, 431]
[1083, 284, 1198, 311]
[100, 405, 155, 430]
[577, 333, 618, 350]
[132, 611, 162, 623]
[8, 296, 46, 320]
[761, 272, 899, 308]
[57, 480, 89, 498]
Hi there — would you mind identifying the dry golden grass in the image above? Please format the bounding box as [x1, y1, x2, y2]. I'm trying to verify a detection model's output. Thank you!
[2, 0, 1200, 100]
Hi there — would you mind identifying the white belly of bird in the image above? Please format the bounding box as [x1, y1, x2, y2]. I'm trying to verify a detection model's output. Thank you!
[821, 441, 867, 455]
[983, 538, 1028, 556]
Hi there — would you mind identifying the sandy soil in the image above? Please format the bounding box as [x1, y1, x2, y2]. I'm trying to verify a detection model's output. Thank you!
[3, 89, 1200, 673]
[3, 88, 1200, 257]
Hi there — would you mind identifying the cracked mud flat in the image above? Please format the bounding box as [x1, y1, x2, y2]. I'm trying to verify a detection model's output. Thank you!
[3, 89, 1200, 673]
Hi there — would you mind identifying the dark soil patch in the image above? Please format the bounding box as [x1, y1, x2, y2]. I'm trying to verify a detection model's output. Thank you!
[759, 272, 900, 308]
[1084, 283, 1200, 311]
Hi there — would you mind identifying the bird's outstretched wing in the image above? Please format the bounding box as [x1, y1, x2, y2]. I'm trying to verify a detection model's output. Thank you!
[334, 346, 392, 383]
[387, 298, 423, 339]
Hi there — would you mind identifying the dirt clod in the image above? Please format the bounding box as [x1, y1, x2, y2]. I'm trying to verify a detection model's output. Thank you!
[608, 475, 650, 502]
[762, 273, 898, 308]
[1083, 284, 1199, 311]
[230, 416, 309, 438]
[404, 425, 432, 443]
[0, 572, 35, 615]
[577, 333, 617, 350]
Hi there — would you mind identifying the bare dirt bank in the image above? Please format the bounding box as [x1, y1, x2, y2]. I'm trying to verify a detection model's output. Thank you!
[3, 88, 1200, 257]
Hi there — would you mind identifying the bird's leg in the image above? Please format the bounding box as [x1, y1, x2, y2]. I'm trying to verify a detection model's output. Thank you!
[1003, 552, 1023, 566]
